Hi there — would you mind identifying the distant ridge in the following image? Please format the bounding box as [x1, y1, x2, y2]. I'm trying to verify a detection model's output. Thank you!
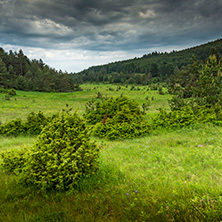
[74, 39, 222, 85]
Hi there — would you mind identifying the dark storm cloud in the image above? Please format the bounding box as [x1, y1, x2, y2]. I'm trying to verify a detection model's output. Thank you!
[0, 0, 221, 51]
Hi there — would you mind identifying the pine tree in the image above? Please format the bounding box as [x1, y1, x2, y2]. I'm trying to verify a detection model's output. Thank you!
[0, 58, 10, 88]
[194, 54, 222, 106]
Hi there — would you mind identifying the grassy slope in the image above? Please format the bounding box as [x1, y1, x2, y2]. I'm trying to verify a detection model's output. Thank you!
[1, 84, 222, 221]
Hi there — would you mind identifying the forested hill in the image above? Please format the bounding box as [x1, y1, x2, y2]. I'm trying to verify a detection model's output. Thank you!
[74, 39, 222, 85]
[0, 48, 81, 92]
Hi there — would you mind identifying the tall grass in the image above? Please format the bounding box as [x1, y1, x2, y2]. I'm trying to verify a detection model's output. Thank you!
[1, 85, 222, 221]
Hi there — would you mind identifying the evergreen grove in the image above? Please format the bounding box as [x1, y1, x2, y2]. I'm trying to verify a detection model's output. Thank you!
[0, 48, 81, 92]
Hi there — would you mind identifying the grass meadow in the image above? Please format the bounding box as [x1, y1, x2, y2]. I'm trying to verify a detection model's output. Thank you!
[1, 84, 222, 221]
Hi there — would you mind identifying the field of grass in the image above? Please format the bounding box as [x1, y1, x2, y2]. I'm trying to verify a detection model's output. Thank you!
[0, 84, 170, 124]
[1, 84, 222, 221]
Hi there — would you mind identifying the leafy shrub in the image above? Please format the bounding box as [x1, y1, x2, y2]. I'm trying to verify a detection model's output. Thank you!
[168, 95, 189, 111]
[0, 111, 49, 137]
[0, 88, 16, 96]
[23, 111, 49, 135]
[8, 88, 16, 96]
[17, 110, 100, 191]
[0, 147, 30, 174]
[152, 106, 217, 129]
[84, 96, 142, 124]
[85, 96, 152, 139]
[0, 118, 24, 136]
[93, 118, 152, 139]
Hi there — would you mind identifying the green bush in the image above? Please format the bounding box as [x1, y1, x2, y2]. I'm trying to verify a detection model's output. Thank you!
[17, 110, 100, 191]
[0, 118, 24, 136]
[84, 96, 143, 124]
[0, 111, 49, 137]
[93, 118, 152, 140]
[152, 106, 217, 129]
[0, 147, 30, 174]
[85, 96, 152, 139]
[0, 88, 16, 96]
[168, 95, 189, 111]
[23, 111, 49, 135]
[8, 88, 16, 96]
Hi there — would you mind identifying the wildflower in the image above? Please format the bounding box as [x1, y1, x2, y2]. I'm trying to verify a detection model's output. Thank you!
[126, 193, 129, 195]
[135, 190, 138, 193]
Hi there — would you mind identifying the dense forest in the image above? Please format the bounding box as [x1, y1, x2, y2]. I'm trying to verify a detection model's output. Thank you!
[0, 48, 81, 92]
[74, 39, 222, 85]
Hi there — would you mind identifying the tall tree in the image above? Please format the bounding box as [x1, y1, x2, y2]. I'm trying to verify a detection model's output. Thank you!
[194, 54, 222, 106]
[0, 58, 10, 88]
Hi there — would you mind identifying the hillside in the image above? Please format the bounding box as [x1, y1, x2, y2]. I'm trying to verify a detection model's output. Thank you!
[74, 39, 222, 85]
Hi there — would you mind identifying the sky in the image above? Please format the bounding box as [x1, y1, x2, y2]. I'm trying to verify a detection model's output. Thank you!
[0, 0, 221, 73]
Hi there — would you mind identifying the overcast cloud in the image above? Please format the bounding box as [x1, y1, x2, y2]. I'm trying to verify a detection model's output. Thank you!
[0, 0, 221, 72]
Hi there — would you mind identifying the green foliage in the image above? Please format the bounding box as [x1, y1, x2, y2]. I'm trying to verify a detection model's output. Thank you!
[214, 104, 222, 121]
[168, 95, 190, 111]
[2, 87, 222, 221]
[8, 89, 16, 96]
[96, 91, 103, 99]
[142, 100, 151, 115]
[0, 111, 49, 136]
[84, 96, 152, 139]
[0, 87, 16, 97]
[168, 53, 222, 110]
[152, 106, 217, 129]
[0, 147, 30, 174]
[168, 57, 202, 98]
[193, 54, 222, 106]
[93, 118, 152, 140]
[158, 86, 164, 95]
[0, 48, 81, 92]
[23, 111, 49, 135]
[84, 96, 142, 124]
[17, 110, 100, 191]
[0, 118, 24, 136]
[74, 39, 222, 85]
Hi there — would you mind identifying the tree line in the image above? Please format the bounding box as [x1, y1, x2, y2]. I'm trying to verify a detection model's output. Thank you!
[0, 48, 81, 92]
[1, 39, 222, 91]
[73, 39, 222, 85]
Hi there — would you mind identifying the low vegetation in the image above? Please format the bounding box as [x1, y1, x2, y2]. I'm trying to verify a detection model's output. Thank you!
[1, 122, 222, 221]
[1, 51, 222, 221]
[0, 111, 48, 136]
[84, 96, 152, 139]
